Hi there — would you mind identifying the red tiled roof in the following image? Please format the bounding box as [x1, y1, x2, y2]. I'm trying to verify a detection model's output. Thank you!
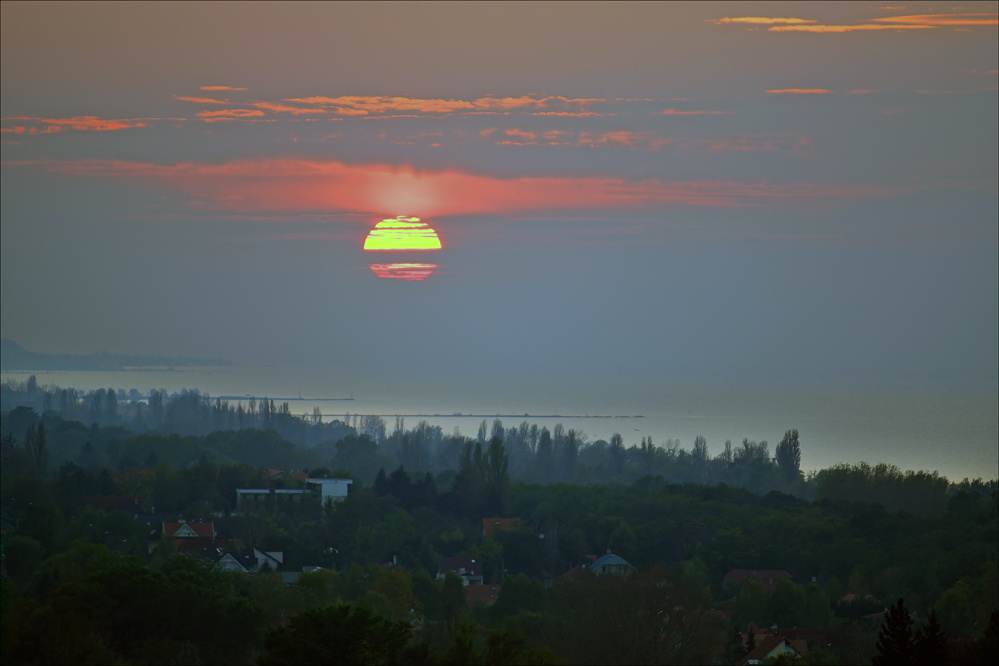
[738, 635, 796, 665]
[482, 518, 519, 537]
[723, 569, 792, 593]
[465, 584, 501, 605]
[163, 521, 215, 539]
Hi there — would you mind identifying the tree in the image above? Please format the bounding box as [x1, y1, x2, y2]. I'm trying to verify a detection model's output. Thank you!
[776, 429, 802, 482]
[260, 603, 411, 666]
[914, 609, 948, 666]
[24, 421, 48, 476]
[873, 598, 914, 665]
[483, 437, 509, 516]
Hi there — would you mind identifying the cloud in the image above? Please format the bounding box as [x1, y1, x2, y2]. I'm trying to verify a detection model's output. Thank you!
[27, 157, 897, 217]
[174, 96, 230, 104]
[195, 109, 267, 122]
[763, 12, 995, 33]
[767, 23, 933, 32]
[250, 102, 328, 115]
[845, 89, 881, 95]
[0, 116, 153, 133]
[870, 13, 998, 26]
[659, 108, 730, 115]
[200, 85, 247, 91]
[577, 131, 673, 150]
[282, 95, 604, 116]
[711, 17, 817, 25]
[765, 89, 832, 94]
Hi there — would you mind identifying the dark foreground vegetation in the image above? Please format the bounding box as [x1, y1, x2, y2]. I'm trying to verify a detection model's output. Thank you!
[1, 377, 996, 665]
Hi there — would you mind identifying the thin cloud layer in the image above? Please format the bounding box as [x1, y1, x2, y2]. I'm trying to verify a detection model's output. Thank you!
[1, 116, 157, 133]
[282, 95, 605, 116]
[34, 157, 901, 218]
[713, 10, 997, 33]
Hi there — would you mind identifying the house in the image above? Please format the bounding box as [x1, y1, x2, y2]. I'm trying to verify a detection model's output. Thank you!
[738, 635, 801, 665]
[156, 520, 217, 553]
[253, 548, 284, 571]
[215, 552, 249, 573]
[236, 477, 353, 508]
[482, 517, 520, 538]
[591, 549, 637, 577]
[436, 557, 484, 585]
[722, 569, 793, 594]
[742, 622, 827, 663]
[465, 584, 501, 606]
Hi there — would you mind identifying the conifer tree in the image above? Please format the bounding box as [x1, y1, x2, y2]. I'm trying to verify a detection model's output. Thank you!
[873, 598, 914, 665]
[915, 609, 948, 666]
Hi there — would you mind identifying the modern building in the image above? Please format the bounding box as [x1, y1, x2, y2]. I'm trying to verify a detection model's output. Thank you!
[236, 477, 353, 507]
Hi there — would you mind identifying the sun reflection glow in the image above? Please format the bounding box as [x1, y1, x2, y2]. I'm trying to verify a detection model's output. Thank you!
[368, 263, 439, 281]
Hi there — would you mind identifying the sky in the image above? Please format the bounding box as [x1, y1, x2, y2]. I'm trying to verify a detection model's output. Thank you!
[2, 1, 997, 392]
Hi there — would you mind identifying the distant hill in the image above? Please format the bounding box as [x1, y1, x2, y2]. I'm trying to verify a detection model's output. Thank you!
[0, 339, 231, 371]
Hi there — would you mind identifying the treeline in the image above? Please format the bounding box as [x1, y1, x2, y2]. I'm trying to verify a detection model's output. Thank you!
[1, 380, 962, 519]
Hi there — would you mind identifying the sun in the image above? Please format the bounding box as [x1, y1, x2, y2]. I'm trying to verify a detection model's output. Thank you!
[363, 215, 443, 280]
[363, 215, 442, 251]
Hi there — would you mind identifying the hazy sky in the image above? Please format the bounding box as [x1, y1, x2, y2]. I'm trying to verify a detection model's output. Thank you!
[2, 1, 997, 389]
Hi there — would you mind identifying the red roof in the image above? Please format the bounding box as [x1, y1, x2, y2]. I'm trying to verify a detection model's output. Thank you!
[163, 521, 215, 539]
[722, 569, 792, 593]
[482, 518, 519, 537]
[738, 635, 797, 665]
[465, 584, 501, 605]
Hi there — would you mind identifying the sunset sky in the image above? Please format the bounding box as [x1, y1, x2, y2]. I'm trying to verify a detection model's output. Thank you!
[2, 1, 997, 389]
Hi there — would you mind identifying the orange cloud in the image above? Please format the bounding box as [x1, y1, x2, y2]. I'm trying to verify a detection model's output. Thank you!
[0, 116, 151, 133]
[768, 23, 934, 32]
[712, 17, 817, 25]
[174, 96, 230, 104]
[34, 157, 900, 216]
[195, 109, 267, 122]
[283, 95, 604, 116]
[251, 101, 327, 115]
[201, 85, 246, 91]
[766, 89, 832, 94]
[870, 13, 998, 26]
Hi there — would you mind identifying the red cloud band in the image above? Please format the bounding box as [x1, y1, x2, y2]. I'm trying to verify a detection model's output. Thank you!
[36, 158, 900, 217]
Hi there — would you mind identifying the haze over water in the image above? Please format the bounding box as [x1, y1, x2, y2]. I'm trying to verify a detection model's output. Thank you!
[5, 367, 995, 482]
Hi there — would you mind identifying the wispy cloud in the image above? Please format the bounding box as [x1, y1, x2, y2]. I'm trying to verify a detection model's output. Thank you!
[0, 116, 156, 133]
[282, 95, 605, 116]
[200, 85, 246, 91]
[659, 108, 730, 115]
[250, 102, 328, 115]
[195, 109, 267, 122]
[767, 23, 933, 32]
[870, 13, 998, 26]
[710, 17, 817, 25]
[28, 158, 897, 217]
[766, 89, 832, 94]
[713, 10, 996, 33]
[174, 96, 230, 104]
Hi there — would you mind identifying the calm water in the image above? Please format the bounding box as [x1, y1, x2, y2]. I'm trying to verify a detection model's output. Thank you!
[4, 367, 997, 481]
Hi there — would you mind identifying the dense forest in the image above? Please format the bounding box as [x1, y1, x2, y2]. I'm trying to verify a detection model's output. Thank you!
[1, 376, 996, 665]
